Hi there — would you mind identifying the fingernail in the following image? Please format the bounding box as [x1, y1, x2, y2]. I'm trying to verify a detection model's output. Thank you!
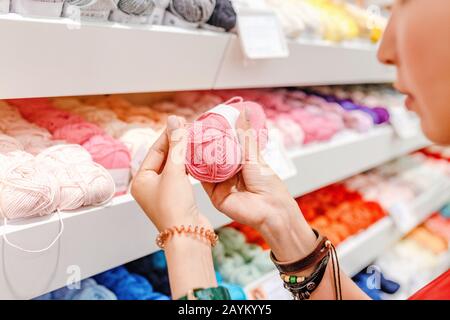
[167, 115, 180, 131]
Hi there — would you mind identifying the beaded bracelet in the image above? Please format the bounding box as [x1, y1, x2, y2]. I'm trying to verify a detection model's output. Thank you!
[156, 225, 219, 249]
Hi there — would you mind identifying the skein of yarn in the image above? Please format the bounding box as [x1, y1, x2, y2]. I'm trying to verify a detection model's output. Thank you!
[117, 0, 155, 15]
[0, 151, 60, 220]
[168, 0, 216, 23]
[53, 122, 105, 145]
[185, 100, 267, 183]
[0, 134, 24, 154]
[206, 0, 236, 31]
[94, 266, 170, 300]
[82, 134, 131, 194]
[36, 145, 115, 209]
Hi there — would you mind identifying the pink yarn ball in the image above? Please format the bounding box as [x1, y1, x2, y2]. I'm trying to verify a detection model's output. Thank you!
[82, 134, 131, 169]
[186, 101, 267, 183]
[33, 110, 85, 133]
[273, 115, 305, 147]
[186, 112, 242, 183]
[53, 122, 105, 145]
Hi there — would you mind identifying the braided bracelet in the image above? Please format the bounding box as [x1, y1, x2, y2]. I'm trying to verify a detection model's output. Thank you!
[270, 229, 342, 300]
[156, 225, 218, 249]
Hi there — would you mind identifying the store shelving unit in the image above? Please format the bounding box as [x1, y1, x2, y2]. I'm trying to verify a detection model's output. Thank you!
[0, 14, 394, 99]
[244, 181, 450, 300]
[0, 11, 441, 300]
[0, 126, 429, 299]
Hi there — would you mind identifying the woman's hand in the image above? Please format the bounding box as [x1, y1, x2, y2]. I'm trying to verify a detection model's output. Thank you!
[202, 108, 317, 261]
[131, 115, 210, 231]
[131, 115, 217, 299]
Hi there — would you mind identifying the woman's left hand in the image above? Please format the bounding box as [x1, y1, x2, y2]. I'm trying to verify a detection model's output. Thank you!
[131, 115, 211, 232]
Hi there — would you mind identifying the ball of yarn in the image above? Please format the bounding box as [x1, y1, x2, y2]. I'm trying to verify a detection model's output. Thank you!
[117, 0, 155, 15]
[186, 112, 242, 183]
[0, 134, 24, 154]
[33, 110, 85, 133]
[6, 124, 52, 140]
[15, 136, 60, 156]
[169, 0, 216, 23]
[186, 101, 267, 183]
[102, 120, 132, 139]
[273, 115, 305, 147]
[36, 144, 93, 164]
[78, 108, 118, 125]
[94, 266, 167, 300]
[206, 0, 236, 31]
[37, 145, 115, 209]
[82, 135, 131, 170]
[125, 251, 171, 296]
[119, 127, 159, 158]
[71, 284, 117, 300]
[53, 122, 105, 145]
[0, 152, 60, 220]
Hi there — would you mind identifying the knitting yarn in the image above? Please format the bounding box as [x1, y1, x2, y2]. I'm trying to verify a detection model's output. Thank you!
[102, 120, 132, 138]
[273, 115, 305, 147]
[186, 101, 267, 183]
[117, 0, 155, 15]
[95, 266, 170, 300]
[77, 108, 118, 126]
[36, 145, 115, 209]
[0, 152, 60, 220]
[125, 250, 171, 296]
[169, 0, 216, 23]
[53, 122, 105, 145]
[33, 110, 85, 133]
[82, 134, 131, 193]
[0, 134, 24, 154]
[5, 123, 52, 140]
[82, 134, 131, 169]
[186, 110, 242, 183]
[15, 136, 59, 156]
[119, 127, 161, 175]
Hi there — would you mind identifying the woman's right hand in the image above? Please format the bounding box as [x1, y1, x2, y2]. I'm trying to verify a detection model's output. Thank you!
[202, 108, 318, 261]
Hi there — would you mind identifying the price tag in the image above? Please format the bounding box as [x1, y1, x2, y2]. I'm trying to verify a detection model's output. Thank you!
[389, 202, 418, 234]
[236, 8, 289, 59]
[245, 271, 292, 300]
[0, 0, 9, 13]
[263, 128, 297, 180]
[388, 106, 421, 139]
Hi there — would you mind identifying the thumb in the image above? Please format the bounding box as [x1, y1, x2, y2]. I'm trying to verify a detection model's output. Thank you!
[165, 115, 189, 174]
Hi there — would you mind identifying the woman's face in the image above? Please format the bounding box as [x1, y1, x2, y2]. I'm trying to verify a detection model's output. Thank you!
[377, 0, 450, 144]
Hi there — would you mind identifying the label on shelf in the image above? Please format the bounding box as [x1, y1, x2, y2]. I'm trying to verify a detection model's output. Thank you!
[236, 8, 289, 59]
[389, 202, 418, 234]
[263, 128, 297, 180]
[245, 271, 292, 300]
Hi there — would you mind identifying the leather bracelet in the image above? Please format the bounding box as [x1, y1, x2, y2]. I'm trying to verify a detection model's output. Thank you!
[282, 255, 330, 300]
[270, 229, 330, 274]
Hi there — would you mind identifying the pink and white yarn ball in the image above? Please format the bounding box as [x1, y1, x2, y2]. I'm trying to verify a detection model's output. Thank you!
[185, 99, 267, 183]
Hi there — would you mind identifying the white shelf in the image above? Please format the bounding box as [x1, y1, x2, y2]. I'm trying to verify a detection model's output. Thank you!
[285, 126, 429, 196]
[214, 37, 395, 89]
[0, 14, 395, 99]
[0, 126, 429, 299]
